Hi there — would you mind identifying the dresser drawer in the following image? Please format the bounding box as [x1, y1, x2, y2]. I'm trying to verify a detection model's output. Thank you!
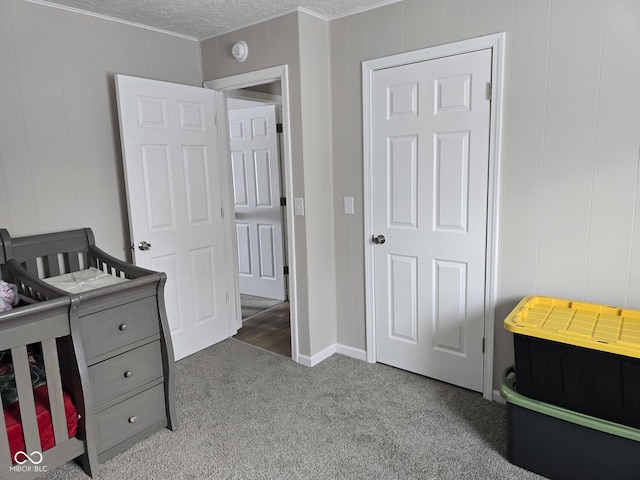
[80, 296, 160, 360]
[89, 341, 163, 406]
[95, 383, 166, 454]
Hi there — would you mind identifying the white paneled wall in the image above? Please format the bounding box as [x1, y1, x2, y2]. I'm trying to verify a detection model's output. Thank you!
[330, 0, 640, 389]
[0, 0, 202, 259]
[535, 0, 604, 299]
[502, 0, 640, 309]
[586, 1, 640, 305]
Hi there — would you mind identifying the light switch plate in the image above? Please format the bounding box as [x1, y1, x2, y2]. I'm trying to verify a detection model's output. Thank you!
[344, 196, 354, 215]
[294, 197, 305, 216]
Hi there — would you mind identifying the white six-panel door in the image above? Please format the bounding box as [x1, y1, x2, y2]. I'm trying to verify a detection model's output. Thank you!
[371, 49, 492, 392]
[229, 105, 286, 301]
[116, 74, 230, 361]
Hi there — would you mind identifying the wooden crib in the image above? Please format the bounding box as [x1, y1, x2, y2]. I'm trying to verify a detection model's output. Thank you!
[0, 227, 177, 472]
[0, 242, 97, 478]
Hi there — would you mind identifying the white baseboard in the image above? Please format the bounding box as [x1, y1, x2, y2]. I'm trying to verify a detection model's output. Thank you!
[297, 343, 367, 367]
[297, 344, 335, 367]
[296, 354, 314, 367]
[336, 344, 367, 361]
[299, 347, 506, 404]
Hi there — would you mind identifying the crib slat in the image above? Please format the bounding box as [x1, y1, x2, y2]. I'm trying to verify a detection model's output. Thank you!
[23, 258, 38, 277]
[11, 346, 42, 456]
[44, 255, 61, 277]
[0, 397, 10, 471]
[42, 338, 68, 445]
[66, 251, 81, 273]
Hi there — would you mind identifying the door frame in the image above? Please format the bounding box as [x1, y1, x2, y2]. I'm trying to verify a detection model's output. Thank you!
[362, 33, 505, 400]
[204, 65, 299, 363]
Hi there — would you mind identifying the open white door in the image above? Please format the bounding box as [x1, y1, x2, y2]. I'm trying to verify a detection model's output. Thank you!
[115, 74, 230, 361]
[370, 49, 492, 392]
[228, 105, 286, 301]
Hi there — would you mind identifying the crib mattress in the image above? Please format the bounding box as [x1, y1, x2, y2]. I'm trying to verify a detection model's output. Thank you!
[4, 384, 78, 462]
[44, 267, 128, 294]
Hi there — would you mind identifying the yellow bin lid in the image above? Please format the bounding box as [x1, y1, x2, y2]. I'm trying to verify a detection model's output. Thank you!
[504, 296, 640, 359]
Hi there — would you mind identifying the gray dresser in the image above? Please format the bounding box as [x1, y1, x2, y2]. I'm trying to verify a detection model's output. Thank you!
[78, 278, 177, 463]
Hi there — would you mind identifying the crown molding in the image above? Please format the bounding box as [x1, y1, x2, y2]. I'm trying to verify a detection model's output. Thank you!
[24, 0, 199, 41]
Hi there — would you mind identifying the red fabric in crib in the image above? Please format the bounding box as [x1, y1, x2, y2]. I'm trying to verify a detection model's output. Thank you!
[3, 384, 78, 463]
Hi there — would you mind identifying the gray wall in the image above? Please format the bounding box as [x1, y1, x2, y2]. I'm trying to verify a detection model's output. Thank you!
[201, 12, 337, 359]
[0, 0, 202, 259]
[330, 0, 640, 389]
[6, 0, 640, 390]
[298, 13, 336, 355]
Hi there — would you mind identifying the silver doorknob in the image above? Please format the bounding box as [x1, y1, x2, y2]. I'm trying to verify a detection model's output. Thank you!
[372, 234, 386, 245]
[138, 241, 151, 251]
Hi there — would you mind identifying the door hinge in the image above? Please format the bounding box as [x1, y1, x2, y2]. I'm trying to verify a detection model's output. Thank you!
[276, 123, 283, 133]
[482, 337, 486, 353]
[486, 82, 492, 101]
[214, 114, 218, 126]
[280, 197, 286, 206]
[221, 207, 224, 218]
[284, 266, 289, 275]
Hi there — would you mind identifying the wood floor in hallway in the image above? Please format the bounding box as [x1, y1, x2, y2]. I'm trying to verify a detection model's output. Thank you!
[233, 302, 291, 358]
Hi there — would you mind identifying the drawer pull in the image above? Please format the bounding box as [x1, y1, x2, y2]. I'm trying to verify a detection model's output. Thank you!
[118, 323, 127, 331]
[128, 416, 137, 424]
[124, 370, 133, 378]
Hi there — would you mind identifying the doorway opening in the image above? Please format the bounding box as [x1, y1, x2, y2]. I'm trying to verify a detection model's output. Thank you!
[225, 86, 291, 357]
[204, 66, 296, 360]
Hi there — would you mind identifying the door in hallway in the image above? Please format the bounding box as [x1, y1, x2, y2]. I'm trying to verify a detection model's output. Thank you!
[229, 105, 286, 301]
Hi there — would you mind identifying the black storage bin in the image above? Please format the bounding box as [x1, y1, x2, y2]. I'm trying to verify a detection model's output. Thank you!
[505, 296, 640, 428]
[501, 366, 640, 480]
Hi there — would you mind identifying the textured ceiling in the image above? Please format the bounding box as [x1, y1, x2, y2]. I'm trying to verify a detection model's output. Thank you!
[33, 0, 398, 40]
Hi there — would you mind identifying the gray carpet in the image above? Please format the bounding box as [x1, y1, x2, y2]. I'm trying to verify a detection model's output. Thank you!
[241, 294, 284, 320]
[44, 339, 543, 480]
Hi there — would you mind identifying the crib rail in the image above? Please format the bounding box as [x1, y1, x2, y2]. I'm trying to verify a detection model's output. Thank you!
[88, 245, 160, 280]
[1, 228, 159, 287]
[0, 230, 8, 266]
[3, 260, 63, 302]
[1, 229, 91, 279]
[0, 298, 83, 473]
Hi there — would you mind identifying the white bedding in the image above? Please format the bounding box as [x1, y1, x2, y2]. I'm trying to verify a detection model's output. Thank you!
[44, 267, 128, 293]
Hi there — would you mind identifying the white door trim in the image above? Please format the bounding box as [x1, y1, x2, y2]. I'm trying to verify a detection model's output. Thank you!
[204, 65, 299, 364]
[362, 33, 505, 400]
[225, 89, 283, 105]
